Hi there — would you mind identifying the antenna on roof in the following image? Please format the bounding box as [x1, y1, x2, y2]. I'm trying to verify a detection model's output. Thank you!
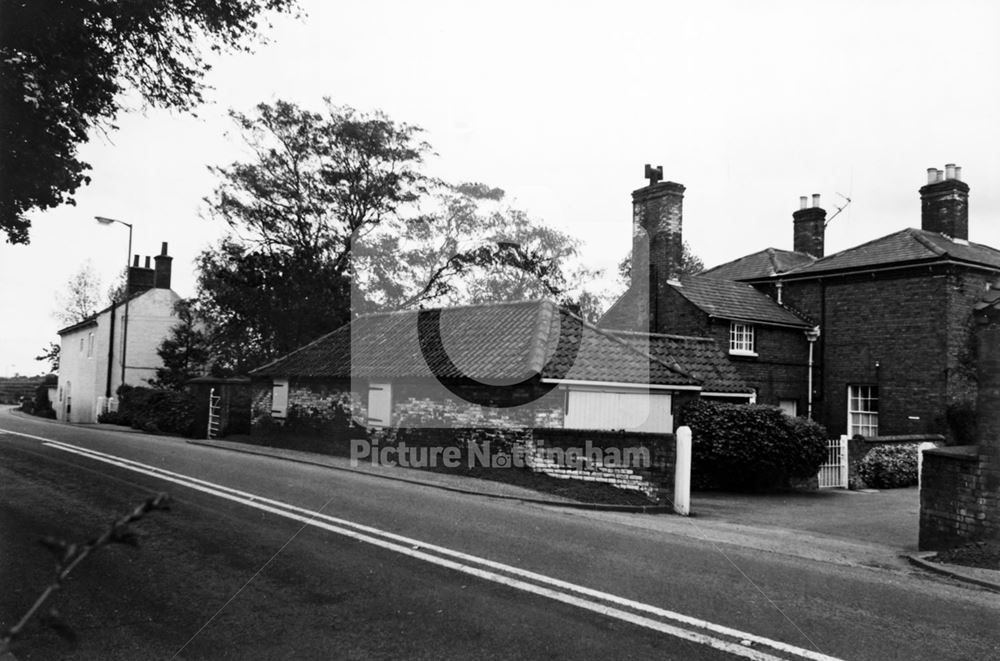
[824, 192, 852, 227]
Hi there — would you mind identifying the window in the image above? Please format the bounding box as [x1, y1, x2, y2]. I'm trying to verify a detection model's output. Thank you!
[87, 332, 94, 358]
[848, 385, 878, 437]
[779, 399, 798, 417]
[729, 322, 756, 355]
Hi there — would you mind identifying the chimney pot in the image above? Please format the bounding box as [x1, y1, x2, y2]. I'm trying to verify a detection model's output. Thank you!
[160, 241, 168, 256]
[144, 256, 151, 269]
[132, 255, 140, 267]
[812, 193, 821, 208]
[927, 168, 937, 185]
[799, 196, 808, 210]
[920, 164, 969, 240]
[153, 240, 173, 289]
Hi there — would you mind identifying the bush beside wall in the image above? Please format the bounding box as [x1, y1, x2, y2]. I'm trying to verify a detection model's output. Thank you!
[857, 444, 919, 488]
[680, 400, 828, 491]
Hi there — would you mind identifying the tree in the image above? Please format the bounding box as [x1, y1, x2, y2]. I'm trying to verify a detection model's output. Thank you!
[355, 182, 605, 318]
[197, 100, 610, 372]
[35, 342, 60, 372]
[197, 99, 430, 371]
[54, 261, 103, 326]
[0, 0, 298, 244]
[149, 300, 212, 390]
[616, 243, 705, 285]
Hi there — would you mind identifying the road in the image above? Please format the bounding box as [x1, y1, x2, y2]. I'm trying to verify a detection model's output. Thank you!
[1, 410, 998, 660]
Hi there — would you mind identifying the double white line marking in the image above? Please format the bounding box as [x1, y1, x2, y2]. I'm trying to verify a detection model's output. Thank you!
[11, 431, 842, 661]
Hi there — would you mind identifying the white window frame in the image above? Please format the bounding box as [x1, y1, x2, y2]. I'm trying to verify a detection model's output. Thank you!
[729, 322, 757, 356]
[848, 385, 878, 438]
[779, 398, 798, 417]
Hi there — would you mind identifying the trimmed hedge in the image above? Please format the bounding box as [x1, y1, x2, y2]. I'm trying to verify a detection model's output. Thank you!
[98, 385, 197, 437]
[680, 400, 828, 491]
[857, 444, 918, 488]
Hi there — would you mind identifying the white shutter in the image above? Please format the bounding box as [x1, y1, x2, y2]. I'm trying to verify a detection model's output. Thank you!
[271, 378, 289, 418]
[367, 383, 393, 428]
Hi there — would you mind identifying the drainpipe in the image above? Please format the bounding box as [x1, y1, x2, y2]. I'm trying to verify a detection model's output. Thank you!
[804, 326, 822, 420]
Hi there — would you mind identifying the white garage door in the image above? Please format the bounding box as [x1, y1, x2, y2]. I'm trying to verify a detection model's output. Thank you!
[563, 389, 673, 433]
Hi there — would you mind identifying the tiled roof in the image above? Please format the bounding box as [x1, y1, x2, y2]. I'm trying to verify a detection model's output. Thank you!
[56, 289, 152, 335]
[608, 331, 752, 394]
[251, 300, 700, 387]
[700, 248, 816, 280]
[783, 228, 1000, 278]
[672, 275, 814, 328]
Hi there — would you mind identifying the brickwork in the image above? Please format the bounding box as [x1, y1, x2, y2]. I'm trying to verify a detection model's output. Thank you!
[919, 447, 998, 550]
[707, 321, 809, 408]
[918, 322, 1000, 550]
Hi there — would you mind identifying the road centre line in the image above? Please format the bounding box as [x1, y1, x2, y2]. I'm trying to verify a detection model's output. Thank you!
[6, 430, 840, 661]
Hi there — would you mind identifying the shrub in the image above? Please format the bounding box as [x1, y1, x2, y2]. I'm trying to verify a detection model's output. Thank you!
[857, 444, 918, 488]
[680, 400, 828, 491]
[114, 385, 198, 437]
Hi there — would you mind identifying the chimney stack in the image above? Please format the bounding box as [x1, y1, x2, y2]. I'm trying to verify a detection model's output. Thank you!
[920, 163, 969, 240]
[632, 164, 685, 332]
[127, 253, 155, 296]
[154, 242, 173, 289]
[792, 193, 826, 258]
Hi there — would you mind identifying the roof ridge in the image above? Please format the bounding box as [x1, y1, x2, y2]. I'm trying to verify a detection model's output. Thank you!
[525, 300, 556, 373]
[908, 227, 948, 256]
[356, 298, 549, 320]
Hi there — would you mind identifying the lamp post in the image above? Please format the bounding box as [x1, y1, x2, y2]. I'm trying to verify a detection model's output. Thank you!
[95, 216, 132, 398]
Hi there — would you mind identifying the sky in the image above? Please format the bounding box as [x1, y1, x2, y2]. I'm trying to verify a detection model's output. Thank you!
[2, 0, 1000, 376]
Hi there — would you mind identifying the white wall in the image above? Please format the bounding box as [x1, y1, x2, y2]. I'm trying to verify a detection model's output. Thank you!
[56, 287, 180, 423]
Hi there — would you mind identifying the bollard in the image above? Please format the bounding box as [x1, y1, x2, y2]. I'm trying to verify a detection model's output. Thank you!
[674, 425, 692, 516]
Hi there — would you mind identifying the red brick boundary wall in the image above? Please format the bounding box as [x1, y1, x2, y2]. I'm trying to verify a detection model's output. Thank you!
[919, 319, 1000, 550]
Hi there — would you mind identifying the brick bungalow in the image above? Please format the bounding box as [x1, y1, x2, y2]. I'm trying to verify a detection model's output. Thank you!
[249, 299, 750, 435]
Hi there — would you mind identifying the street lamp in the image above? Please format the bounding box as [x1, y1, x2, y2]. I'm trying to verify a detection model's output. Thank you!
[95, 216, 133, 400]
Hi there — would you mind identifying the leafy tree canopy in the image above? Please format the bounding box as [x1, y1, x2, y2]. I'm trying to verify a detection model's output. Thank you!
[196, 100, 606, 373]
[0, 0, 298, 244]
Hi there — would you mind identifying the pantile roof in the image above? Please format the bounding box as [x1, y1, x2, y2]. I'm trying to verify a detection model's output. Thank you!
[782, 228, 1000, 278]
[251, 300, 700, 387]
[700, 248, 816, 280]
[608, 331, 752, 394]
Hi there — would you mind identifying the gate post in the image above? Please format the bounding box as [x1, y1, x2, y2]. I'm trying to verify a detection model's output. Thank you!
[674, 426, 692, 516]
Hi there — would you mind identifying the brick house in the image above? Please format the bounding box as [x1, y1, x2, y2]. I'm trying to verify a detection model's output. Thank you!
[56, 243, 179, 423]
[600, 168, 819, 419]
[249, 299, 750, 435]
[603, 163, 1000, 442]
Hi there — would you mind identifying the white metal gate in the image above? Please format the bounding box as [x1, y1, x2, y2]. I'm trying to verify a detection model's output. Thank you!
[207, 387, 221, 439]
[817, 435, 849, 488]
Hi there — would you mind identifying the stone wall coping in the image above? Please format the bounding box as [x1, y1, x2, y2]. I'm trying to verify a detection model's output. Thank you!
[866, 434, 946, 444]
[923, 444, 980, 461]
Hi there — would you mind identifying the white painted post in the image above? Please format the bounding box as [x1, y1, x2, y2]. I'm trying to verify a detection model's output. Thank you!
[674, 426, 692, 516]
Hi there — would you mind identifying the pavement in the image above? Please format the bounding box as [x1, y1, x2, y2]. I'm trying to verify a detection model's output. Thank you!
[6, 409, 999, 593]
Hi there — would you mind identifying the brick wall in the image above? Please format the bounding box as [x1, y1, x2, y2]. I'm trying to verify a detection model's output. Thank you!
[706, 321, 809, 409]
[919, 447, 998, 550]
[778, 266, 989, 441]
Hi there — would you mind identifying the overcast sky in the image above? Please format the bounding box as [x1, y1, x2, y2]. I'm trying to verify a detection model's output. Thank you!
[3, 0, 999, 376]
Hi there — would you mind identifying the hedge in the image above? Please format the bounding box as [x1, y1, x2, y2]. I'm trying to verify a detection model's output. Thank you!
[857, 444, 918, 489]
[680, 400, 828, 491]
[98, 385, 197, 437]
